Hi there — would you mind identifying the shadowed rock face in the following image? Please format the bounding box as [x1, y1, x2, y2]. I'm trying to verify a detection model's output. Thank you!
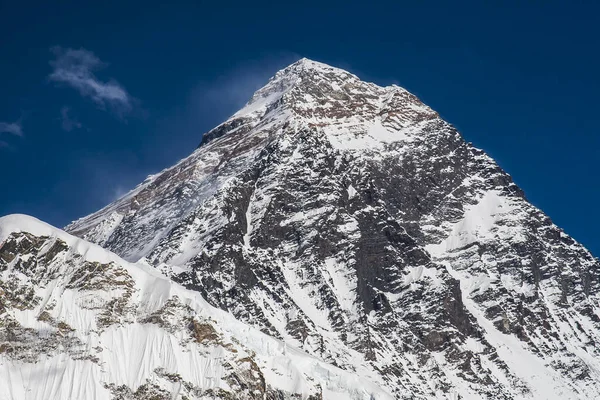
[66, 58, 600, 399]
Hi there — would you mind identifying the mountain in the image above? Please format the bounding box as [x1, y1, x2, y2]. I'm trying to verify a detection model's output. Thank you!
[1, 58, 599, 399]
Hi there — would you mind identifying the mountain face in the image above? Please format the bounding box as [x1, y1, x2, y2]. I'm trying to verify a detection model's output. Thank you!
[2, 58, 599, 399]
[0, 214, 387, 400]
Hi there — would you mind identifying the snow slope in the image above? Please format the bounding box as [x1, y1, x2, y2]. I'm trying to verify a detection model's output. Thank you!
[0, 214, 392, 400]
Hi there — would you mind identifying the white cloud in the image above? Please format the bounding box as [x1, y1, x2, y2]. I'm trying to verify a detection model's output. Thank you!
[0, 121, 23, 136]
[60, 106, 82, 131]
[49, 47, 132, 113]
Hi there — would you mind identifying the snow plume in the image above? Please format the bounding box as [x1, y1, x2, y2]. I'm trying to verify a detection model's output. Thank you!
[147, 52, 300, 156]
[189, 53, 301, 122]
[49, 46, 132, 114]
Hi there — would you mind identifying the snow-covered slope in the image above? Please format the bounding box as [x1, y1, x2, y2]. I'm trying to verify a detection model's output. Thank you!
[55, 58, 600, 398]
[0, 214, 392, 400]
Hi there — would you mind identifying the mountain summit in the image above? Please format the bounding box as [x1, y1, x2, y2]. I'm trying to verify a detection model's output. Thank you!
[3, 59, 600, 399]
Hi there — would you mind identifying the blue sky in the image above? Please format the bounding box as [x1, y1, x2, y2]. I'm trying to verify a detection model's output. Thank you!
[0, 1, 598, 256]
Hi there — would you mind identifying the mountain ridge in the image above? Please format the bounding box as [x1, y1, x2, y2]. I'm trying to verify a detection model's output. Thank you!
[0, 213, 391, 399]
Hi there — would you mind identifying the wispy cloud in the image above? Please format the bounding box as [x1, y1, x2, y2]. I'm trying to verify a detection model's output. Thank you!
[0, 119, 23, 151]
[0, 121, 23, 137]
[49, 47, 132, 114]
[60, 106, 82, 131]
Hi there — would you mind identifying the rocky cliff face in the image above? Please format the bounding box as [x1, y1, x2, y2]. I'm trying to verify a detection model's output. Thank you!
[3, 58, 599, 399]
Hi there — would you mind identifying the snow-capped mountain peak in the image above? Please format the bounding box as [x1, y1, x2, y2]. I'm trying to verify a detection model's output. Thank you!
[19, 58, 600, 399]
[231, 57, 355, 119]
[225, 57, 434, 145]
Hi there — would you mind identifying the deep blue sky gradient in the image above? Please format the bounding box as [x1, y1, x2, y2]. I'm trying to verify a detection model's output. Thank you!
[0, 1, 598, 255]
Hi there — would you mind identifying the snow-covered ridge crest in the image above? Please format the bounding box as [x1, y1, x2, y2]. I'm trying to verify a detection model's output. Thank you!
[0, 214, 123, 265]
